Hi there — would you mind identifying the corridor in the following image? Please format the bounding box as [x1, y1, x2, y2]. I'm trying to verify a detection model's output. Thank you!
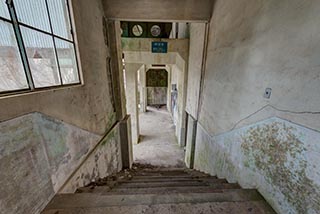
[1, 0, 320, 213]
[133, 106, 185, 168]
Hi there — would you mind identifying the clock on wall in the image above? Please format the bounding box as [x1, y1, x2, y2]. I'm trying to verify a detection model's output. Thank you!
[121, 22, 172, 38]
[132, 24, 143, 37]
[150, 25, 161, 37]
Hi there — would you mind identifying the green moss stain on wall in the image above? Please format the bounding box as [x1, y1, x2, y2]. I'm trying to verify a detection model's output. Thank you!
[146, 69, 168, 87]
[241, 122, 320, 213]
[106, 112, 116, 132]
[101, 128, 116, 146]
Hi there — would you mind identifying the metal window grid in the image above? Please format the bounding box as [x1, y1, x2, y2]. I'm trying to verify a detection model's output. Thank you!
[0, 0, 81, 96]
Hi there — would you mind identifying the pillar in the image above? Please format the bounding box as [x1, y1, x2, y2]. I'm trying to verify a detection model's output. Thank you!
[139, 65, 147, 112]
[125, 63, 142, 144]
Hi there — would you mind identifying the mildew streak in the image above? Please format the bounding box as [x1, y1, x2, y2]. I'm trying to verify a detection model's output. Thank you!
[241, 122, 320, 213]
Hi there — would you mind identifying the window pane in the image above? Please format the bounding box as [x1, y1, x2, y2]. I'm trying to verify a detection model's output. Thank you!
[21, 26, 61, 88]
[47, 0, 72, 40]
[0, 1, 10, 19]
[0, 20, 29, 92]
[55, 38, 79, 84]
[14, 0, 51, 32]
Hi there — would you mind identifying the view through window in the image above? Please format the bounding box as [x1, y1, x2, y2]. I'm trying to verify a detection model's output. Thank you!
[0, 0, 80, 94]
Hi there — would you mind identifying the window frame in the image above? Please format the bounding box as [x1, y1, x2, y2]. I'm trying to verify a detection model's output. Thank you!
[0, 0, 81, 97]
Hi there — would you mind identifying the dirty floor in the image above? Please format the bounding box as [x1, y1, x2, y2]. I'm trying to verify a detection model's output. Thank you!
[133, 106, 185, 167]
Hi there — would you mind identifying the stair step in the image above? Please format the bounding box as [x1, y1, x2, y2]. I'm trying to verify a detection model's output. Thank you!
[132, 175, 197, 180]
[120, 177, 226, 184]
[117, 181, 212, 188]
[133, 171, 190, 176]
[42, 201, 276, 214]
[76, 183, 240, 195]
[103, 184, 241, 195]
[44, 190, 265, 210]
[137, 167, 188, 172]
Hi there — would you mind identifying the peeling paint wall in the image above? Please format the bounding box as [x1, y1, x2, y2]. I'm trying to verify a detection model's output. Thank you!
[0, 113, 103, 214]
[194, 118, 320, 214]
[0, 0, 124, 212]
[194, 0, 320, 213]
[60, 123, 122, 193]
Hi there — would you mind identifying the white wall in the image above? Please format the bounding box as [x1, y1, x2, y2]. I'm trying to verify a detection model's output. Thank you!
[194, 0, 320, 213]
[185, 23, 206, 119]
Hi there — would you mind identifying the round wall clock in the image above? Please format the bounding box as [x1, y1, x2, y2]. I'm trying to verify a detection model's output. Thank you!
[150, 25, 161, 37]
[132, 24, 143, 37]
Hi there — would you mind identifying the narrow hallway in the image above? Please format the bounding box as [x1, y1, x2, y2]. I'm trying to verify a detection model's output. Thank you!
[133, 106, 185, 168]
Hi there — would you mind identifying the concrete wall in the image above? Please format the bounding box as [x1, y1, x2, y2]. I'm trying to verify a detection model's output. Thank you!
[185, 23, 206, 119]
[122, 38, 189, 62]
[171, 64, 186, 145]
[0, 0, 116, 135]
[0, 0, 125, 213]
[147, 87, 167, 105]
[60, 122, 122, 193]
[138, 66, 147, 112]
[194, 118, 320, 214]
[194, 0, 320, 213]
[185, 115, 197, 168]
[0, 113, 103, 213]
[177, 23, 190, 39]
[122, 38, 189, 146]
[103, 0, 214, 22]
[125, 63, 142, 144]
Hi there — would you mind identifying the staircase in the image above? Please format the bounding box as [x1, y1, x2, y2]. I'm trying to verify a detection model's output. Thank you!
[42, 165, 276, 214]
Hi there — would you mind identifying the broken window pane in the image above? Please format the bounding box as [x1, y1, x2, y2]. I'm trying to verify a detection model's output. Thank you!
[55, 38, 79, 84]
[0, 1, 10, 19]
[47, 0, 72, 40]
[14, 0, 51, 32]
[21, 26, 61, 88]
[0, 20, 29, 92]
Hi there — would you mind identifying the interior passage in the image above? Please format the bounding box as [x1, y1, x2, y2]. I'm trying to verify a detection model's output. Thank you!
[133, 106, 185, 167]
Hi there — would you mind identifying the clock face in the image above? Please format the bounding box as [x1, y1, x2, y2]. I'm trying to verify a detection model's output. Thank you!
[132, 24, 143, 37]
[150, 25, 161, 37]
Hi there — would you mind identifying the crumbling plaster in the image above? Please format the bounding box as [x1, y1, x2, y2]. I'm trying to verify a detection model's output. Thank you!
[0, 113, 103, 214]
[0, 0, 126, 213]
[192, 0, 320, 213]
[194, 118, 320, 214]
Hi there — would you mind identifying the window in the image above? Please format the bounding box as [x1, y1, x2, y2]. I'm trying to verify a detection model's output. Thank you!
[0, 0, 80, 95]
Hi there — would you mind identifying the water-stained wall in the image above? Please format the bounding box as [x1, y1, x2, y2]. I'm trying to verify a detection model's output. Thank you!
[194, 118, 320, 213]
[146, 69, 168, 105]
[0, 0, 117, 135]
[60, 123, 122, 193]
[193, 0, 320, 213]
[0, 0, 124, 213]
[0, 112, 119, 214]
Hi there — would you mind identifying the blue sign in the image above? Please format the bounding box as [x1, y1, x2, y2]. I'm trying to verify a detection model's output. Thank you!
[152, 42, 168, 53]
